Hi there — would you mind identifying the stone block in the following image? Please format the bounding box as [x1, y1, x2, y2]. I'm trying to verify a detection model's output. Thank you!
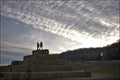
[30, 71, 91, 80]
[12, 61, 24, 65]
[32, 49, 49, 55]
[12, 65, 26, 72]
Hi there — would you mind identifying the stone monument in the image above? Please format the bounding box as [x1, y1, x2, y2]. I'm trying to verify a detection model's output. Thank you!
[0, 42, 91, 80]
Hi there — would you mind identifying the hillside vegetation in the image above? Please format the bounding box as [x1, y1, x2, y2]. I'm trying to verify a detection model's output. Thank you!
[56, 41, 119, 61]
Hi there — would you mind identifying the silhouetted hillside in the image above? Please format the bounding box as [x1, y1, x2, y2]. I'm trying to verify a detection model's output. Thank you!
[56, 41, 120, 61]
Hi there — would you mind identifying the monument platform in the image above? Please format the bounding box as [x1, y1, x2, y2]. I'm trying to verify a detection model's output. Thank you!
[0, 49, 91, 80]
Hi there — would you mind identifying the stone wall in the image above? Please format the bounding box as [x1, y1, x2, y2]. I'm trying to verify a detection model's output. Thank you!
[1, 49, 91, 79]
[3, 71, 91, 80]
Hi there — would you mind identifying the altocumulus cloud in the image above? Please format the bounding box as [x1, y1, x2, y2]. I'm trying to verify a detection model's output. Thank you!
[0, 0, 119, 64]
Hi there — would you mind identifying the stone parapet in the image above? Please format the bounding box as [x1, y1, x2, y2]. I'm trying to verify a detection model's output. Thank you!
[32, 49, 49, 55]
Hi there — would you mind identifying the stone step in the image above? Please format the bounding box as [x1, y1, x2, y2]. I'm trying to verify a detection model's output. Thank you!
[1, 71, 91, 80]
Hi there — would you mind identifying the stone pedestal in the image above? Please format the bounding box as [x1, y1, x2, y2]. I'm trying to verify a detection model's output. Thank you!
[2, 49, 91, 79]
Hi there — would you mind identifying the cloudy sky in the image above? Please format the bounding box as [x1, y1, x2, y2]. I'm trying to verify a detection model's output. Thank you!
[0, 0, 119, 65]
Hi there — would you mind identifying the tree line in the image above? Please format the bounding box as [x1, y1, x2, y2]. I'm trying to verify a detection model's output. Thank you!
[55, 40, 120, 61]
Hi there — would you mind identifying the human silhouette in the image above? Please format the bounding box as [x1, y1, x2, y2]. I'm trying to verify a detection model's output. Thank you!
[37, 42, 39, 50]
[40, 41, 43, 50]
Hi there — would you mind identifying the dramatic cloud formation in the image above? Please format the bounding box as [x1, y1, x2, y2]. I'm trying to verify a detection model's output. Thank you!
[1, 0, 119, 64]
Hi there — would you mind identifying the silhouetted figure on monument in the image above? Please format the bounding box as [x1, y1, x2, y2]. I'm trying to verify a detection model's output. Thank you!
[37, 41, 43, 50]
[37, 42, 39, 50]
[40, 41, 43, 50]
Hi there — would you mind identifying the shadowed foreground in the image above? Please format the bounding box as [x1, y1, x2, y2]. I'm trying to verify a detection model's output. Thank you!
[0, 49, 91, 80]
[0, 44, 119, 80]
[1, 60, 119, 80]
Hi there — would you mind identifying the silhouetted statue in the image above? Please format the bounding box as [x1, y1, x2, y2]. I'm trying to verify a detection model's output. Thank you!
[37, 42, 39, 50]
[40, 41, 43, 50]
[37, 41, 43, 50]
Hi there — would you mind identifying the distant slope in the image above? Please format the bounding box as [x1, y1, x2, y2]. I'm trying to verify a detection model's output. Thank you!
[56, 41, 120, 61]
